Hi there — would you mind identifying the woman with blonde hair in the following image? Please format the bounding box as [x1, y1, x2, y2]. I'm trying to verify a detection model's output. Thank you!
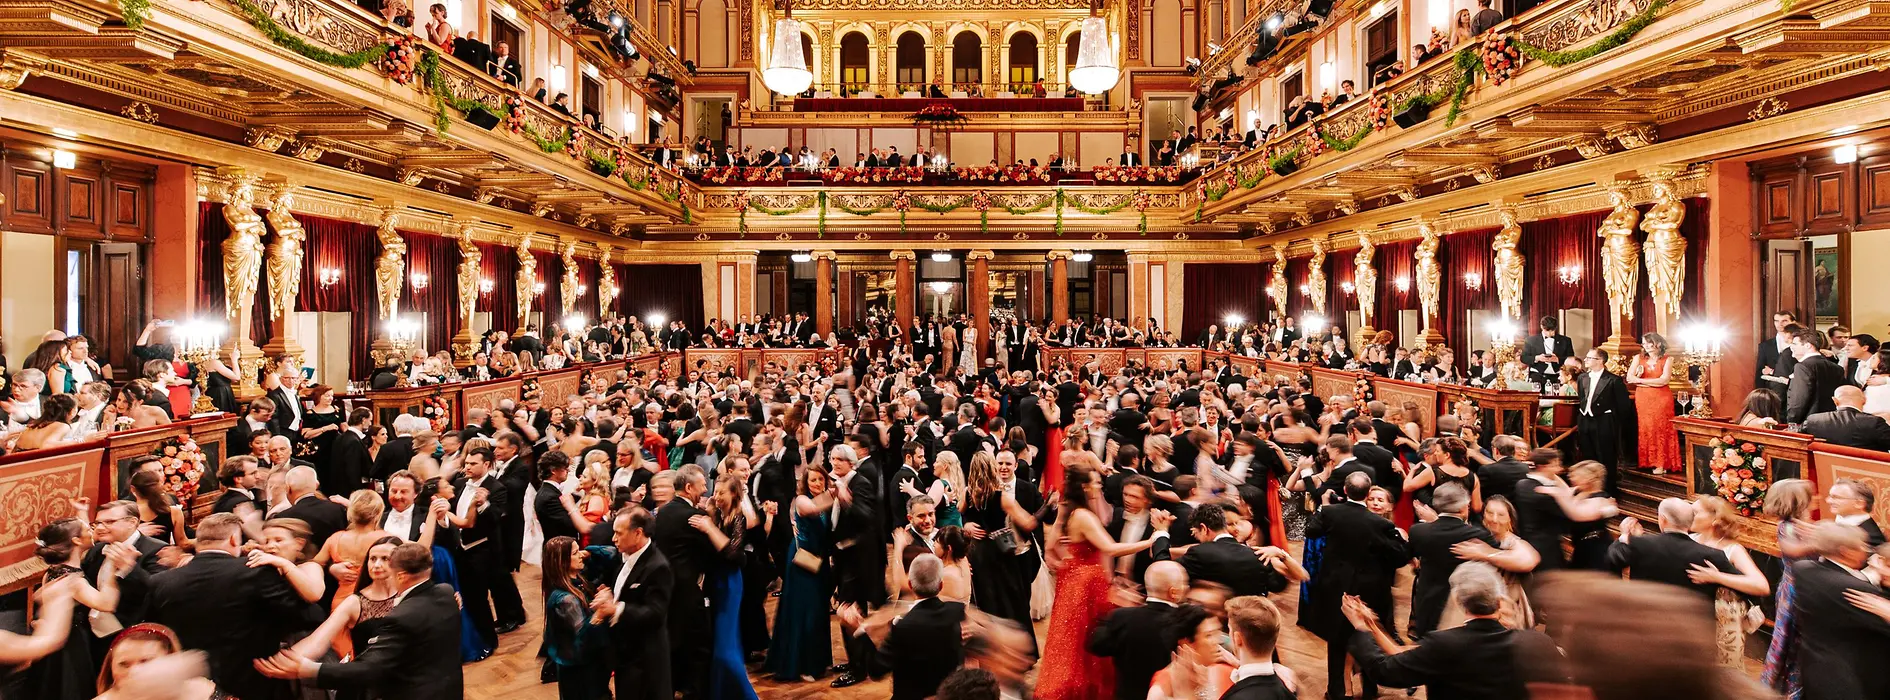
[1448, 495, 1539, 629]
[920, 450, 965, 528]
[249, 517, 327, 603]
[312, 490, 400, 656]
[1687, 496, 1773, 667]
[1762, 478, 1818, 697]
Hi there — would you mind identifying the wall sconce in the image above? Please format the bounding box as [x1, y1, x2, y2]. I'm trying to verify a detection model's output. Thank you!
[410, 272, 429, 290]
[319, 267, 342, 287]
[1462, 272, 1483, 291]
[1298, 283, 1312, 297]
[1339, 281, 1355, 295]
[1224, 314, 1245, 327]
[478, 277, 494, 295]
[1393, 276, 1410, 292]
[609, 285, 620, 298]
[928, 281, 953, 294]
[576, 284, 589, 297]
[1557, 264, 1582, 286]
[1835, 143, 1859, 164]
[1264, 286, 1278, 298]
[1071, 251, 1094, 263]
[550, 63, 567, 89]
[52, 149, 76, 169]
[533, 281, 547, 296]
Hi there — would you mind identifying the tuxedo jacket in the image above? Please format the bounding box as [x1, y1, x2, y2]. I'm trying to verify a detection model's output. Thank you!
[316, 582, 464, 700]
[1087, 601, 1181, 700]
[879, 597, 967, 700]
[587, 544, 673, 700]
[1303, 501, 1408, 640]
[1576, 371, 1629, 420]
[147, 551, 313, 700]
[371, 435, 415, 484]
[266, 384, 304, 440]
[1169, 537, 1289, 599]
[1793, 559, 1890, 700]
[1521, 333, 1574, 379]
[1606, 531, 1735, 609]
[329, 429, 373, 494]
[1407, 516, 1495, 634]
[1103, 510, 1165, 584]
[1788, 354, 1846, 423]
[1349, 617, 1564, 699]
[278, 495, 349, 547]
[381, 506, 426, 542]
[81, 534, 167, 626]
[1804, 407, 1890, 451]
[1477, 457, 1531, 506]
[449, 472, 507, 552]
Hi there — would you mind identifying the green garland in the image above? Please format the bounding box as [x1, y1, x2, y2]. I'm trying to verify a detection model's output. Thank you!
[1235, 166, 1265, 189]
[817, 192, 827, 237]
[1267, 146, 1303, 173]
[229, 0, 390, 67]
[915, 195, 973, 214]
[584, 149, 617, 177]
[1001, 194, 1057, 216]
[1514, 0, 1668, 66]
[122, 0, 150, 29]
[521, 122, 572, 154]
[1444, 48, 1481, 126]
[1318, 123, 1374, 152]
[1065, 194, 1133, 216]
[1054, 190, 1065, 236]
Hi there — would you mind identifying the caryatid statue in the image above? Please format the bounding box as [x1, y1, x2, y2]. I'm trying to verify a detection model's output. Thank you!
[1641, 177, 1687, 318]
[263, 185, 305, 322]
[1267, 243, 1289, 321]
[1493, 207, 1525, 320]
[1415, 220, 1442, 331]
[516, 236, 538, 327]
[221, 175, 267, 323]
[373, 209, 405, 321]
[1598, 186, 1642, 323]
[559, 241, 580, 318]
[1354, 232, 1378, 323]
[1307, 237, 1328, 315]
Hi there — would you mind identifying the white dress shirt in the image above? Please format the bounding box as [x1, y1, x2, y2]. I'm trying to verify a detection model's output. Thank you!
[385, 506, 416, 542]
[1583, 370, 1604, 414]
[611, 541, 650, 623]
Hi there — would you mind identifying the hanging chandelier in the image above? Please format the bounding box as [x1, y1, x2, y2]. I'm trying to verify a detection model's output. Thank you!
[1069, 1, 1119, 95]
[763, 0, 813, 96]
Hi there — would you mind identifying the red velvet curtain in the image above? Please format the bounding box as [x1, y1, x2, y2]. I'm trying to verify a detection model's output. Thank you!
[400, 231, 456, 357]
[575, 257, 598, 321]
[1374, 239, 1417, 338]
[1285, 257, 1310, 320]
[1441, 227, 1497, 348]
[619, 264, 706, 331]
[477, 243, 518, 335]
[1182, 262, 1264, 341]
[533, 250, 563, 331]
[1522, 209, 1608, 338]
[1633, 197, 1711, 330]
[294, 215, 379, 378]
[1332, 249, 1356, 339]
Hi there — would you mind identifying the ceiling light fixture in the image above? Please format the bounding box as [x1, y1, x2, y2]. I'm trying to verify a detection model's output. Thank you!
[762, 0, 813, 95]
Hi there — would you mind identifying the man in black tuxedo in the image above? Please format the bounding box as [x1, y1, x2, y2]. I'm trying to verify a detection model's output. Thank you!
[1607, 498, 1735, 612]
[535, 452, 588, 544]
[828, 444, 887, 687]
[371, 414, 417, 485]
[1104, 476, 1170, 583]
[1792, 523, 1890, 700]
[1403, 483, 1494, 638]
[227, 399, 275, 462]
[489, 431, 532, 629]
[1109, 393, 1151, 458]
[212, 456, 264, 518]
[1512, 449, 1575, 571]
[489, 41, 522, 85]
[1478, 435, 1531, 505]
[1838, 333, 1879, 387]
[1520, 315, 1574, 384]
[891, 443, 927, 532]
[328, 408, 374, 495]
[1347, 418, 1399, 498]
[1222, 596, 1297, 700]
[1303, 470, 1409, 700]
[877, 554, 968, 700]
[1787, 328, 1845, 424]
[947, 404, 987, 468]
[1757, 309, 1796, 388]
[1317, 432, 1376, 506]
[1805, 386, 1890, 451]
[451, 31, 490, 73]
[266, 367, 305, 446]
[1575, 349, 1630, 483]
[1345, 561, 1563, 699]
[1089, 561, 1189, 700]
[277, 466, 348, 545]
[1153, 502, 1298, 598]
[589, 506, 675, 700]
[147, 513, 310, 700]
[1826, 479, 1888, 547]
[380, 470, 431, 542]
[909, 403, 944, 464]
[82, 499, 169, 657]
[450, 447, 509, 647]
[258, 543, 464, 700]
[648, 465, 716, 698]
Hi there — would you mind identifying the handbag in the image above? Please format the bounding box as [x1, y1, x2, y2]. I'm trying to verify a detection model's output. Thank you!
[790, 516, 822, 572]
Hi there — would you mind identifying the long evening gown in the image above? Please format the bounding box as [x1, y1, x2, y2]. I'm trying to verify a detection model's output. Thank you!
[28, 565, 94, 700]
[1634, 356, 1681, 472]
[765, 511, 832, 681]
[431, 545, 494, 662]
[544, 588, 610, 700]
[707, 517, 759, 700]
[1035, 537, 1116, 700]
[1764, 520, 1806, 698]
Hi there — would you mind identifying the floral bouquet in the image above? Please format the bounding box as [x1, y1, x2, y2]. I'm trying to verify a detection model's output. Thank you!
[504, 94, 526, 133]
[153, 437, 207, 503]
[380, 35, 422, 84]
[970, 190, 993, 212]
[910, 103, 968, 126]
[1366, 93, 1391, 130]
[421, 395, 452, 433]
[521, 377, 542, 402]
[1479, 34, 1521, 85]
[892, 190, 912, 214]
[1708, 433, 1769, 517]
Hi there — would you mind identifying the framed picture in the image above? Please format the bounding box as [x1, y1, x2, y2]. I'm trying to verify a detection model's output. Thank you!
[1814, 247, 1839, 322]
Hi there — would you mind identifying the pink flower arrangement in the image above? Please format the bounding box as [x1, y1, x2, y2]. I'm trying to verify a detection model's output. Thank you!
[152, 437, 207, 503]
[1708, 434, 1769, 517]
[380, 35, 423, 84]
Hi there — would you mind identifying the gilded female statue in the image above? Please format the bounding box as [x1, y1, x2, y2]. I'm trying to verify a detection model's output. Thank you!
[1415, 221, 1442, 329]
[515, 236, 538, 326]
[1493, 207, 1525, 320]
[1641, 179, 1686, 318]
[1355, 233, 1378, 323]
[263, 186, 305, 322]
[1599, 187, 1642, 322]
[221, 178, 267, 323]
[598, 247, 617, 315]
[560, 241, 580, 318]
[373, 211, 405, 321]
[1307, 237, 1328, 315]
[456, 229, 481, 325]
[1267, 244, 1289, 321]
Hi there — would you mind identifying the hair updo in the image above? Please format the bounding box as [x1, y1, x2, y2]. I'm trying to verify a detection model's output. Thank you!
[36, 517, 86, 564]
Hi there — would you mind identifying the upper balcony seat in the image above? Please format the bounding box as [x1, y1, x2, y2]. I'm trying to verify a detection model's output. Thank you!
[790, 97, 1087, 113]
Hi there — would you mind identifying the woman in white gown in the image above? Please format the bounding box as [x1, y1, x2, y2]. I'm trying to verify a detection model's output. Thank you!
[959, 326, 979, 372]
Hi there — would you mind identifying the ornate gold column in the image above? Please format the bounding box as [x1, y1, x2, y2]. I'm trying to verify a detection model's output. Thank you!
[452, 221, 481, 367]
[597, 246, 619, 320]
[260, 182, 306, 367]
[515, 235, 538, 329]
[968, 250, 993, 364]
[892, 250, 916, 324]
[1266, 243, 1288, 323]
[814, 250, 836, 335]
[1048, 250, 1070, 325]
[218, 168, 267, 398]
[1598, 183, 1643, 372]
[559, 240, 580, 321]
[368, 205, 408, 367]
[1493, 205, 1525, 321]
[1353, 231, 1378, 350]
[1415, 219, 1445, 349]
[1306, 236, 1328, 317]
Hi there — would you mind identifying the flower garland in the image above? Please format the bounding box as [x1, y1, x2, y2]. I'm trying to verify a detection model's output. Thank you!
[1093, 165, 1186, 184]
[893, 190, 912, 235]
[421, 395, 452, 433]
[971, 191, 993, 234]
[1707, 433, 1769, 517]
[151, 437, 208, 504]
[822, 166, 925, 184]
[521, 122, 572, 154]
[1133, 189, 1152, 235]
[228, 0, 391, 68]
[1513, 0, 1669, 67]
[1267, 146, 1303, 175]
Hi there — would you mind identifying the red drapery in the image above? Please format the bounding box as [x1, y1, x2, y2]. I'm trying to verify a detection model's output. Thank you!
[532, 250, 563, 331]
[1285, 258, 1310, 320]
[575, 257, 598, 322]
[1332, 249, 1356, 339]
[618, 264, 706, 330]
[478, 243, 519, 335]
[1440, 227, 1497, 348]
[1373, 239, 1417, 338]
[1182, 262, 1264, 341]
[293, 214, 379, 378]
[400, 231, 457, 357]
[1522, 209, 1608, 337]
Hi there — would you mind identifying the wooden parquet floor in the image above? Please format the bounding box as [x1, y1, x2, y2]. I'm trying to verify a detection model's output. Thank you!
[465, 542, 1412, 700]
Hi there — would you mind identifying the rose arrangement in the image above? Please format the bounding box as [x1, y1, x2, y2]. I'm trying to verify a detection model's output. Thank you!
[1094, 165, 1186, 183]
[700, 166, 785, 184]
[822, 166, 926, 184]
[421, 395, 451, 433]
[957, 164, 1049, 184]
[1708, 433, 1770, 517]
[970, 190, 993, 212]
[891, 190, 912, 214]
[909, 103, 968, 125]
[503, 94, 527, 133]
[152, 437, 208, 503]
[379, 35, 422, 85]
[1479, 34, 1521, 85]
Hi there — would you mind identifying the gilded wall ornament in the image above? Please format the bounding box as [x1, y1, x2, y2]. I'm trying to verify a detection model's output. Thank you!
[1306, 237, 1328, 315]
[1641, 177, 1686, 318]
[1267, 243, 1288, 321]
[120, 102, 160, 123]
[395, 167, 426, 186]
[1493, 207, 1524, 320]
[1415, 220, 1443, 330]
[559, 241, 579, 318]
[244, 127, 293, 151]
[263, 185, 306, 322]
[1611, 124, 1658, 149]
[221, 174, 268, 324]
[516, 236, 537, 327]
[1747, 97, 1788, 121]
[455, 225, 482, 343]
[1354, 232, 1377, 324]
[1468, 163, 1500, 184]
[1598, 187, 1641, 323]
[289, 141, 326, 161]
[373, 209, 406, 321]
[1569, 134, 1613, 159]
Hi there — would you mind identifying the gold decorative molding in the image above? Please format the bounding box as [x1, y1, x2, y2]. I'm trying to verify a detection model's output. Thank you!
[1748, 96, 1789, 121]
[118, 101, 158, 123]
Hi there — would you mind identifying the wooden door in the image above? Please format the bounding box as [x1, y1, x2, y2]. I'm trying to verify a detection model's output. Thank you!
[1763, 239, 1813, 323]
[91, 242, 144, 376]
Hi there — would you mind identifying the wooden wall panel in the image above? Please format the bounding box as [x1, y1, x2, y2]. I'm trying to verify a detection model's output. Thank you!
[1863, 154, 1890, 228]
[58, 169, 103, 237]
[5, 157, 53, 234]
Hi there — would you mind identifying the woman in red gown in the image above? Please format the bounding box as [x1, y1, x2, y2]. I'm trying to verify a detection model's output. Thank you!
[1036, 461, 1164, 700]
[1629, 332, 1682, 474]
[1039, 384, 1067, 497]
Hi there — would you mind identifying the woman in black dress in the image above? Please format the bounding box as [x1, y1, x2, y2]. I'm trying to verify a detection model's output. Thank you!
[30, 516, 121, 700]
[1565, 460, 1615, 570]
[960, 450, 1043, 649]
[282, 536, 404, 700]
[299, 385, 345, 484]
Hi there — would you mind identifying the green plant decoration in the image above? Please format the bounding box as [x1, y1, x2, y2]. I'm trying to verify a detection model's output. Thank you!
[1513, 0, 1668, 66]
[122, 0, 150, 29]
[1267, 146, 1303, 173]
[1318, 123, 1374, 152]
[230, 0, 391, 67]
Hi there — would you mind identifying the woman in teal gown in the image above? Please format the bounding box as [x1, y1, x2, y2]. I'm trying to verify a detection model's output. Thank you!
[765, 465, 835, 682]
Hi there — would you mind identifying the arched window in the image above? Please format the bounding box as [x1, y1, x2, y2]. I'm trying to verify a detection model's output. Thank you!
[801, 32, 815, 85]
[840, 32, 870, 94]
[951, 31, 982, 89]
[896, 32, 927, 92]
[1064, 32, 1080, 86]
[1007, 31, 1038, 92]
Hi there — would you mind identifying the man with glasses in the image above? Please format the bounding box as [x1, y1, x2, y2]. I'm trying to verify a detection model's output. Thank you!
[1574, 349, 1629, 491]
[84, 499, 168, 643]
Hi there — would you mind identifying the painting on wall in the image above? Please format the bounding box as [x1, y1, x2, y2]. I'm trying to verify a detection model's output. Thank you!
[1814, 247, 1840, 322]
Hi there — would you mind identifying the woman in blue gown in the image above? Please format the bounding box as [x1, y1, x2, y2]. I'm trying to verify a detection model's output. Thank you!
[690, 470, 760, 700]
[765, 464, 834, 682]
[431, 544, 494, 662]
[542, 536, 610, 700]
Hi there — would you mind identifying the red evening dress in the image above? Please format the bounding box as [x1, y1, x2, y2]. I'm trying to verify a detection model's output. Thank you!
[1034, 536, 1115, 700]
[1635, 355, 1681, 473]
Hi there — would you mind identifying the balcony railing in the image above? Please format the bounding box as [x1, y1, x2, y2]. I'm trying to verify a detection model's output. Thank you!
[765, 82, 1109, 111]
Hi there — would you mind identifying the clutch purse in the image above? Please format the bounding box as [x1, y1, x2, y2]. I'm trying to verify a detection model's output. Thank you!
[792, 548, 822, 573]
[989, 527, 1027, 555]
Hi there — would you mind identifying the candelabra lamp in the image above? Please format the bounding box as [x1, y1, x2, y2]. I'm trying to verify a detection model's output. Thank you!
[1679, 324, 1727, 418]
[370, 317, 424, 387]
[1487, 317, 1521, 367]
[177, 320, 225, 414]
